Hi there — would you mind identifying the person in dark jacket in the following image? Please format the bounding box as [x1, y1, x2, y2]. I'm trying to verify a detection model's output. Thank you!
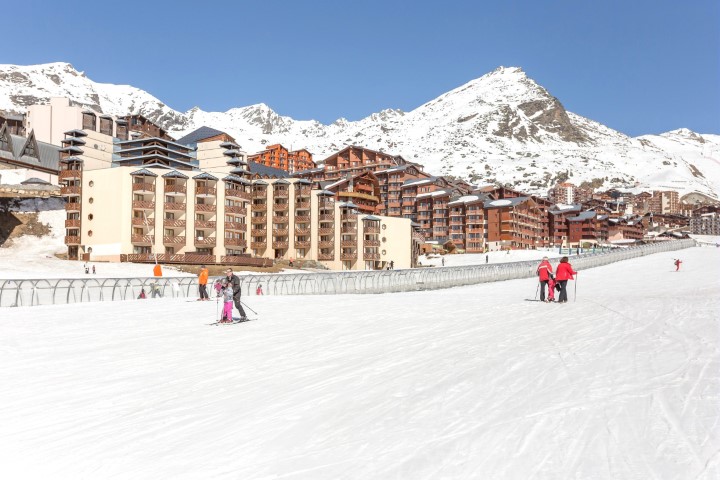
[536, 256, 554, 302]
[555, 256, 577, 303]
[225, 268, 247, 321]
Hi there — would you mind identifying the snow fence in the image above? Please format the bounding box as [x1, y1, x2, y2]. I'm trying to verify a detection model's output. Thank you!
[0, 239, 695, 307]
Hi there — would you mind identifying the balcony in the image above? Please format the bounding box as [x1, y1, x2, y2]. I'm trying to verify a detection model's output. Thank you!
[318, 240, 334, 248]
[295, 215, 311, 224]
[340, 253, 357, 261]
[184, 253, 216, 264]
[60, 185, 81, 196]
[364, 252, 380, 260]
[59, 170, 82, 180]
[295, 187, 311, 197]
[364, 239, 381, 247]
[194, 237, 216, 246]
[318, 227, 334, 235]
[163, 235, 186, 245]
[194, 203, 216, 212]
[341, 226, 357, 234]
[295, 226, 310, 236]
[132, 182, 155, 193]
[272, 241, 289, 249]
[364, 225, 380, 234]
[273, 228, 289, 237]
[132, 200, 155, 210]
[340, 214, 357, 222]
[294, 240, 310, 248]
[131, 234, 154, 244]
[272, 215, 289, 224]
[251, 217, 267, 225]
[132, 217, 153, 226]
[252, 203, 267, 212]
[274, 189, 289, 198]
[65, 219, 81, 228]
[196, 186, 217, 197]
[65, 202, 81, 212]
[225, 205, 247, 215]
[273, 203, 289, 212]
[164, 184, 187, 195]
[225, 188, 250, 200]
[251, 228, 266, 237]
[295, 201, 310, 210]
[251, 241, 267, 249]
[195, 220, 216, 229]
[164, 202, 186, 211]
[318, 252, 334, 260]
[64, 235, 81, 245]
[224, 221, 245, 231]
[164, 219, 186, 228]
[341, 240, 356, 248]
[225, 238, 247, 248]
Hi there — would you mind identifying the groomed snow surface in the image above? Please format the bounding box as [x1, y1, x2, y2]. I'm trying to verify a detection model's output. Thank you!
[1, 245, 718, 479]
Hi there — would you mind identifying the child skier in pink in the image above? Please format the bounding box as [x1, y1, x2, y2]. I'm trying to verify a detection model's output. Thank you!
[547, 274, 556, 302]
[220, 280, 234, 323]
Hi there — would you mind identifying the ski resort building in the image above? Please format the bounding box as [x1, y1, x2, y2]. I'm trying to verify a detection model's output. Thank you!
[0, 124, 60, 184]
[247, 144, 315, 173]
[58, 127, 417, 270]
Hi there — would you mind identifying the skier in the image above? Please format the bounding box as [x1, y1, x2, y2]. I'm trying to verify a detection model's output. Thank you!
[256, 284, 264, 295]
[198, 265, 209, 301]
[92, 265, 96, 274]
[219, 280, 234, 323]
[547, 273, 557, 303]
[536, 256, 554, 302]
[674, 259, 682, 271]
[138, 288, 146, 299]
[442, 257, 445, 266]
[225, 268, 247, 321]
[555, 256, 577, 303]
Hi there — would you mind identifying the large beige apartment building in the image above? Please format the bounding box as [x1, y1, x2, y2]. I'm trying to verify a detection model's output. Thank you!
[58, 123, 417, 270]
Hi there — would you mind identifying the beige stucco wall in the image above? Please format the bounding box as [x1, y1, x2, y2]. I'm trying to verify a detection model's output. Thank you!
[80, 168, 128, 261]
[197, 140, 241, 174]
[26, 98, 84, 146]
[79, 131, 115, 171]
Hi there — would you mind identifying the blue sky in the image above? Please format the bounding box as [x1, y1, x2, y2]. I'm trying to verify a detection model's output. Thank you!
[7, 0, 719, 136]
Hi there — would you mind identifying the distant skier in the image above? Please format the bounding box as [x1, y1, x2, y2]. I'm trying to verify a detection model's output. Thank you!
[92, 265, 96, 274]
[674, 259, 682, 271]
[197, 265, 209, 301]
[536, 256, 554, 302]
[442, 257, 445, 266]
[256, 284, 264, 295]
[555, 256, 577, 303]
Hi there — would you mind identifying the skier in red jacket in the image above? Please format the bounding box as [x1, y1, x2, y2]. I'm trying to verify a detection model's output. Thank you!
[674, 259, 682, 271]
[555, 256, 577, 303]
[536, 257, 554, 302]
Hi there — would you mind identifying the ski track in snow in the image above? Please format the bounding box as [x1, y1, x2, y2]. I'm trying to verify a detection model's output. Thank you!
[0, 247, 718, 479]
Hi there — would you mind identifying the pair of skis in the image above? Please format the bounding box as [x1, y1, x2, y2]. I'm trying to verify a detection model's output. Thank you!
[207, 317, 256, 326]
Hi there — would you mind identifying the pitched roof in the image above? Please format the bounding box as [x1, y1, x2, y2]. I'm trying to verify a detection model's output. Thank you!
[0, 128, 61, 173]
[130, 168, 158, 177]
[247, 161, 290, 178]
[161, 170, 189, 179]
[174, 126, 230, 146]
[484, 197, 531, 208]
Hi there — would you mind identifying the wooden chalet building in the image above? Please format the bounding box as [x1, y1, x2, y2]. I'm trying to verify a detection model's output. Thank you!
[248, 144, 315, 173]
[484, 196, 544, 250]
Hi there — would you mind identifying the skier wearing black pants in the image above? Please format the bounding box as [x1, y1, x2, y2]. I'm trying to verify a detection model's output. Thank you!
[225, 268, 247, 321]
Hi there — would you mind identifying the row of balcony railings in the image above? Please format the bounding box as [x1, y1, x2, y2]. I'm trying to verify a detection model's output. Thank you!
[0, 240, 694, 307]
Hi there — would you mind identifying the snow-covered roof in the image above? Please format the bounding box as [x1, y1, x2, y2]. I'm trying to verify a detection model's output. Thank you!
[416, 189, 450, 199]
[484, 197, 530, 208]
[448, 194, 484, 206]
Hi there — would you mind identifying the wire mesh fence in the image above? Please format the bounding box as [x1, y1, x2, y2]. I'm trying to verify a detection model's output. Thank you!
[0, 239, 695, 307]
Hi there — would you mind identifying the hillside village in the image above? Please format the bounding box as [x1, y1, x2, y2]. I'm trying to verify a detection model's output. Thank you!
[1, 95, 719, 271]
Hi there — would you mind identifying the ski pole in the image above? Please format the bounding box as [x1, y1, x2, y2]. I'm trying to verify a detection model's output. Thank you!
[535, 281, 540, 301]
[241, 300, 257, 315]
[216, 296, 220, 321]
[574, 273, 578, 302]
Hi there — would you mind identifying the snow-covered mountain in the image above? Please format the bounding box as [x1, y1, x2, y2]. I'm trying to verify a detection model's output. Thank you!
[1, 62, 718, 198]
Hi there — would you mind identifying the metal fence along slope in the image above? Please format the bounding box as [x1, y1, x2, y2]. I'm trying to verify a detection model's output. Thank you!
[0, 240, 695, 307]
